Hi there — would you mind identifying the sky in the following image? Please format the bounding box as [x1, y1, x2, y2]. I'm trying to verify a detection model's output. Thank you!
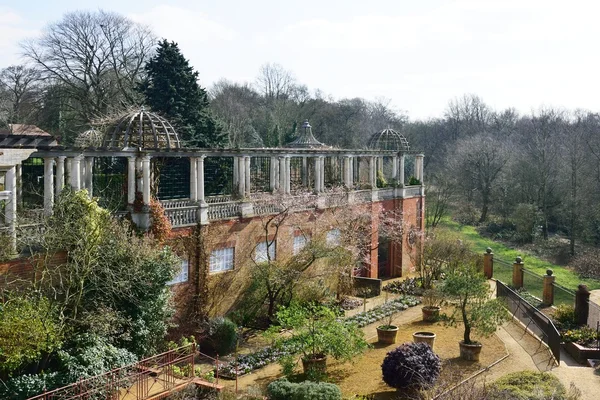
[1, 0, 599, 120]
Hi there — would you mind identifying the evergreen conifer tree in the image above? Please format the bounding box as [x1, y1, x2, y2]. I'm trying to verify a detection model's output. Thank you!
[139, 39, 226, 147]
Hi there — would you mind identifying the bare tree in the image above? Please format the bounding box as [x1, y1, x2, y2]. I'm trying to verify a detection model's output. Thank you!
[21, 10, 155, 126]
[0, 65, 41, 125]
[255, 63, 296, 101]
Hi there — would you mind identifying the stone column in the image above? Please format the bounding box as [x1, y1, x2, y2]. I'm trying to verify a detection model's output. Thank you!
[244, 156, 251, 197]
[141, 155, 151, 206]
[279, 156, 286, 193]
[319, 157, 325, 192]
[314, 157, 321, 194]
[369, 156, 376, 188]
[343, 156, 352, 189]
[483, 247, 494, 279]
[512, 256, 524, 289]
[43, 157, 54, 216]
[233, 156, 239, 190]
[15, 164, 22, 207]
[392, 155, 398, 181]
[302, 157, 308, 187]
[127, 157, 136, 205]
[189, 157, 198, 201]
[543, 270, 555, 306]
[575, 285, 590, 326]
[5, 165, 17, 251]
[270, 156, 278, 192]
[398, 154, 405, 187]
[416, 154, 425, 183]
[284, 156, 291, 194]
[65, 158, 72, 185]
[237, 156, 246, 197]
[84, 157, 94, 197]
[55, 156, 65, 195]
[136, 158, 143, 195]
[70, 156, 82, 190]
[197, 156, 206, 203]
[350, 155, 354, 186]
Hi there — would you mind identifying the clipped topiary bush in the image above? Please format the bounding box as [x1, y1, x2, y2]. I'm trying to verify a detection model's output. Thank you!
[381, 342, 441, 390]
[488, 371, 567, 399]
[205, 317, 238, 356]
[267, 379, 342, 400]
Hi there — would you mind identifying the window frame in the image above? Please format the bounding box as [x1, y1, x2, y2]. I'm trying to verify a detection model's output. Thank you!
[254, 240, 276, 263]
[167, 259, 189, 285]
[209, 247, 235, 273]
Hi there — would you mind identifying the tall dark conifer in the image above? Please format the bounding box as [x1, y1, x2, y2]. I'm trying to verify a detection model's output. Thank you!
[139, 40, 225, 147]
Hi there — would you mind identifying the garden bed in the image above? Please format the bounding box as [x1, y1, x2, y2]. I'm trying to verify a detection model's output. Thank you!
[564, 341, 600, 365]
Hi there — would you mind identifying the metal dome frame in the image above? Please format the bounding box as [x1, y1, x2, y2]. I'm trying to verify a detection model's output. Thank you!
[367, 128, 410, 151]
[102, 108, 181, 149]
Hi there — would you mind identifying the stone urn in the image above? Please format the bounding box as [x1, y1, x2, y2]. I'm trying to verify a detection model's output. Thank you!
[413, 331, 436, 350]
[302, 353, 327, 375]
[459, 341, 483, 361]
[422, 306, 441, 322]
[376, 325, 399, 344]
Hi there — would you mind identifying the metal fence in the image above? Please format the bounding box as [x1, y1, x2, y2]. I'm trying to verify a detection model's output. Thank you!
[522, 268, 544, 302]
[496, 280, 561, 363]
[552, 282, 576, 308]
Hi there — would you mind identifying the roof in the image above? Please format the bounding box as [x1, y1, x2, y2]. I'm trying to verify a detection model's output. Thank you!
[102, 108, 181, 149]
[1, 124, 52, 136]
[285, 120, 328, 149]
[0, 134, 58, 148]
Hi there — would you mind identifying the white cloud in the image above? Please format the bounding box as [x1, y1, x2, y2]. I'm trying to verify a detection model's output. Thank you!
[0, 7, 39, 66]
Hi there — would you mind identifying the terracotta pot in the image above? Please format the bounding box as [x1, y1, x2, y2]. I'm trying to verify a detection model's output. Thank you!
[413, 331, 436, 350]
[376, 325, 399, 344]
[302, 353, 327, 375]
[422, 306, 440, 322]
[459, 341, 483, 361]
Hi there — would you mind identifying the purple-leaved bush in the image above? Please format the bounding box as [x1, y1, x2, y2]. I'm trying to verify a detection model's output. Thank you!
[381, 342, 441, 389]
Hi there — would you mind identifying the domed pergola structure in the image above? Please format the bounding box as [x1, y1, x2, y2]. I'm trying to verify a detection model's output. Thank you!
[367, 128, 410, 151]
[102, 108, 181, 149]
[285, 120, 327, 149]
[74, 129, 103, 148]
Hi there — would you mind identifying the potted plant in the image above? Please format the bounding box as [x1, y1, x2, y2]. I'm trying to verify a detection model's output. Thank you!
[376, 306, 399, 344]
[421, 288, 442, 322]
[412, 331, 436, 350]
[441, 261, 506, 361]
[266, 303, 368, 376]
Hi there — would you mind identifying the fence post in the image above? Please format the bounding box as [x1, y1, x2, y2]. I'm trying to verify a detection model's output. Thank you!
[542, 269, 555, 306]
[512, 256, 523, 289]
[483, 247, 493, 279]
[575, 284, 590, 326]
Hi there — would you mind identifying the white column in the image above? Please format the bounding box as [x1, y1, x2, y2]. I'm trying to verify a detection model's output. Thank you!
[65, 158, 72, 186]
[392, 155, 398, 181]
[5, 165, 17, 250]
[369, 156, 376, 188]
[142, 155, 151, 206]
[279, 156, 286, 193]
[416, 154, 425, 183]
[399, 154, 405, 187]
[127, 157, 136, 205]
[349, 156, 354, 187]
[314, 157, 321, 193]
[343, 156, 352, 189]
[237, 156, 245, 197]
[233, 157, 239, 190]
[136, 158, 143, 195]
[84, 157, 94, 197]
[320, 157, 325, 192]
[70, 156, 82, 190]
[55, 156, 65, 195]
[244, 156, 251, 197]
[197, 156, 205, 203]
[284, 156, 291, 194]
[190, 157, 198, 201]
[302, 157, 308, 187]
[270, 157, 278, 192]
[15, 164, 22, 207]
[43, 158, 54, 216]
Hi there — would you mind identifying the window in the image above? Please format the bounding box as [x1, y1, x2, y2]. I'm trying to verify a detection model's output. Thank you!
[255, 241, 276, 263]
[210, 247, 235, 272]
[326, 229, 341, 246]
[167, 260, 189, 285]
[293, 235, 307, 255]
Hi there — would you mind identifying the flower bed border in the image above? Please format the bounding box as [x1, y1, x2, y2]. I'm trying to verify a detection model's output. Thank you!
[563, 341, 600, 365]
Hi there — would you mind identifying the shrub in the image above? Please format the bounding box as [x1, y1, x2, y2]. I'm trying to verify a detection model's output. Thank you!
[0, 372, 61, 400]
[553, 304, 577, 330]
[267, 379, 342, 400]
[562, 326, 599, 347]
[383, 277, 424, 295]
[488, 371, 567, 399]
[381, 342, 441, 390]
[205, 317, 238, 355]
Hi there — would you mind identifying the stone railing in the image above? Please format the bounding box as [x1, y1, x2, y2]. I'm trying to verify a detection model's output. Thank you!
[161, 199, 195, 209]
[208, 202, 240, 220]
[206, 195, 233, 204]
[404, 186, 422, 198]
[164, 206, 198, 227]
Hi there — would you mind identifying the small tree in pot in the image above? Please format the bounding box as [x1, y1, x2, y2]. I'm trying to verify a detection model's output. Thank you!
[441, 260, 506, 361]
[266, 303, 368, 377]
[421, 288, 443, 322]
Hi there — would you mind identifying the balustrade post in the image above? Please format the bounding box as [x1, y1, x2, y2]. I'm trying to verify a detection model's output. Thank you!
[43, 157, 54, 216]
[483, 247, 494, 279]
[543, 269, 555, 306]
[512, 256, 524, 289]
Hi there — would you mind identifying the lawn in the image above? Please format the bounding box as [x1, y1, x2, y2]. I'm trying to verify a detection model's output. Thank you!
[439, 219, 600, 293]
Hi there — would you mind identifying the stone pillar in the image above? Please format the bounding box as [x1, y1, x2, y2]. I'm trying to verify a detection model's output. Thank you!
[416, 153, 425, 183]
[15, 164, 22, 207]
[135, 158, 143, 194]
[343, 156, 352, 189]
[84, 157, 94, 197]
[369, 156, 376, 188]
[141, 155, 151, 206]
[70, 156, 82, 190]
[512, 256, 524, 289]
[55, 156, 65, 195]
[279, 156, 286, 193]
[233, 156, 239, 190]
[284, 156, 291, 194]
[302, 157, 308, 187]
[392, 155, 398, 181]
[399, 154, 405, 187]
[127, 157, 136, 205]
[190, 157, 198, 202]
[270, 156, 278, 192]
[543, 269, 555, 306]
[320, 157, 325, 192]
[349, 155, 354, 186]
[43, 157, 54, 216]
[244, 156, 251, 197]
[197, 156, 205, 203]
[575, 285, 590, 326]
[5, 165, 17, 251]
[314, 157, 321, 194]
[483, 247, 494, 279]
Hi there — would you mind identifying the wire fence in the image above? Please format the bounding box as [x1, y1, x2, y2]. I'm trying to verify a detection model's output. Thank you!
[522, 268, 544, 302]
[552, 282, 576, 308]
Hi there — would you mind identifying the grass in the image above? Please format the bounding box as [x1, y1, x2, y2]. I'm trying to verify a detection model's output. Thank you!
[438, 218, 600, 293]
